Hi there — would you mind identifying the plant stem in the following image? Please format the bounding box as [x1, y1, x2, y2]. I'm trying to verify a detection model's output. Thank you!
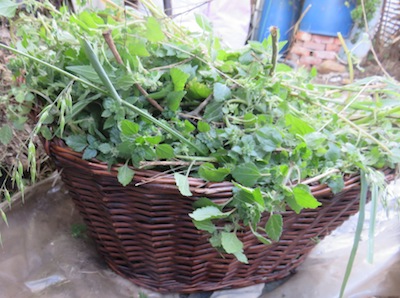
[269, 26, 278, 77]
[82, 39, 206, 155]
[0, 43, 104, 93]
[337, 32, 354, 83]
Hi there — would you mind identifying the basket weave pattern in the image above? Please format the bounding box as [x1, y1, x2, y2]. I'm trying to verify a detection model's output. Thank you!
[45, 139, 395, 293]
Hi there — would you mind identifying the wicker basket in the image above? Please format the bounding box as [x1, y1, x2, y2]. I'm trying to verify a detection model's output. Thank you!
[44, 139, 396, 294]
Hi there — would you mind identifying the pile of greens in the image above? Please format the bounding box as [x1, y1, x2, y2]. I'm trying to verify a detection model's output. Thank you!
[1, 0, 399, 264]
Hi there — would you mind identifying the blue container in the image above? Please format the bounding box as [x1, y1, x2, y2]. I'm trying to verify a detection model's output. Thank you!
[299, 0, 356, 37]
[257, 0, 301, 52]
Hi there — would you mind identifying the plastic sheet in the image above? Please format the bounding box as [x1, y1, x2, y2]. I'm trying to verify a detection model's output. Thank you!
[0, 175, 399, 298]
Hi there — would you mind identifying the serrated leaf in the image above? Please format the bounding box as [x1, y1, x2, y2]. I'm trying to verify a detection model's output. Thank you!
[0, 0, 18, 18]
[213, 83, 231, 102]
[193, 219, 217, 233]
[189, 206, 231, 221]
[156, 144, 175, 159]
[146, 16, 165, 42]
[233, 183, 265, 210]
[197, 121, 210, 133]
[285, 114, 315, 136]
[170, 68, 190, 91]
[127, 38, 150, 57]
[82, 147, 98, 160]
[120, 120, 139, 136]
[231, 162, 261, 187]
[293, 184, 322, 209]
[65, 135, 88, 152]
[233, 251, 249, 263]
[194, 13, 213, 32]
[174, 173, 192, 196]
[0, 124, 13, 145]
[117, 163, 135, 186]
[198, 163, 230, 182]
[221, 231, 243, 254]
[98, 143, 112, 154]
[265, 214, 283, 241]
[166, 91, 186, 111]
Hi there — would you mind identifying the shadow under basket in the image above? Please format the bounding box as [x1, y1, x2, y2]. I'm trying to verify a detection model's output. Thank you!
[45, 139, 396, 294]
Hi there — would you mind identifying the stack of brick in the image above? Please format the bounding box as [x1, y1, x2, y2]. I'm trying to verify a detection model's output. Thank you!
[287, 31, 343, 69]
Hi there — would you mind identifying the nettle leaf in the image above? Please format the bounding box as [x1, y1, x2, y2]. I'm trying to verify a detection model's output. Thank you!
[82, 147, 98, 160]
[197, 121, 210, 133]
[127, 38, 150, 57]
[156, 144, 174, 159]
[193, 197, 220, 209]
[174, 173, 193, 196]
[166, 91, 186, 111]
[213, 83, 231, 102]
[293, 184, 322, 209]
[193, 219, 217, 233]
[189, 206, 231, 221]
[98, 143, 112, 154]
[198, 162, 230, 182]
[204, 101, 223, 121]
[265, 214, 283, 241]
[0, 0, 18, 18]
[233, 183, 265, 209]
[120, 120, 139, 136]
[0, 124, 13, 145]
[117, 163, 135, 186]
[389, 148, 400, 163]
[221, 231, 243, 254]
[170, 68, 190, 91]
[146, 16, 165, 42]
[327, 175, 345, 194]
[65, 135, 88, 152]
[194, 13, 213, 32]
[231, 162, 261, 187]
[285, 114, 315, 136]
[256, 126, 282, 152]
[187, 80, 212, 99]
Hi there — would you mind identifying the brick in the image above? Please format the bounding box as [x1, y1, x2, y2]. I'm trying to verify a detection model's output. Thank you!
[334, 37, 342, 45]
[299, 55, 322, 66]
[303, 41, 326, 51]
[313, 50, 337, 60]
[311, 34, 335, 44]
[290, 45, 311, 56]
[296, 31, 312, 42]
[326, 43, 341, 52]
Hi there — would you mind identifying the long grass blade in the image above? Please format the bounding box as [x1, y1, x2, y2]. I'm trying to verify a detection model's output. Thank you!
[368, 183, 379, 263]
[339, 171, 368, 298]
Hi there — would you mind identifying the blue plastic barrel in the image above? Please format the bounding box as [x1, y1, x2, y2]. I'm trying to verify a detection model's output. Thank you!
[299, 0, 356, 37]
[256, 0, 301, 52]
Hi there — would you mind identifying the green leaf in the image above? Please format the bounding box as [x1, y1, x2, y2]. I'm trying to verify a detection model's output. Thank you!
[231, 162, 261, 187]
[189, 206, 231, 221]
[221, 232, 243, 254]
[0, 0, 18, 18]
[65, 135, 88, 152]
[194, 13, 213, 32]
[170, 68, 190, 91]
[265, 214, 283, 241]
[166, 91, 186, 111]
[204, 101, 223, 121]
[156, 144, 175, 159]
[285, 114, 315, 136]
[174, 173, 192, 196]
[233, 251, 249, 264]
[98, 143, 112, 154]
[193, 197, 220, 209]
[146, 16, 165, 42]
[233, 183, 265, 210]
[117, 163, 135, 186]
[127, 38, 150, 57]
[197, 121, 210, 133]
[120, 120, 139, 136]
[66, 65, 102, 84]
[82, 147, 98, 160]
[213, 83, 231, 102]
[293, 184, 322, 209]
[198, 163, 230, 182]
[0, 124, 13, 145]
[187, 80, 212, 99]
[193, 219, 217, 233]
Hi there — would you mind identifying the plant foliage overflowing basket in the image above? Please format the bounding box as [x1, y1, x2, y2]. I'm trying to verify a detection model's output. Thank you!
[1, 0, 399, 295]
[45, 139, 395, 293]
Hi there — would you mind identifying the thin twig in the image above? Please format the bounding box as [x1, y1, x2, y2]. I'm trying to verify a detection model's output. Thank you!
[139, 160, 203, 168]
[187, 94, 212, 116]
[301, 169, 340, 185]
[135, 83, 165, 112]
[102, 30, 123, 64]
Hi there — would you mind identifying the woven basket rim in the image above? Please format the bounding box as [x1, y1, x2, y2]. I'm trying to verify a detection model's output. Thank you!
[43, 138, 396, 199]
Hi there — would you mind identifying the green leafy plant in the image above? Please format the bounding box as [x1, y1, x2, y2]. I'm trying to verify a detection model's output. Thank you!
[0, 0, 399, 266]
